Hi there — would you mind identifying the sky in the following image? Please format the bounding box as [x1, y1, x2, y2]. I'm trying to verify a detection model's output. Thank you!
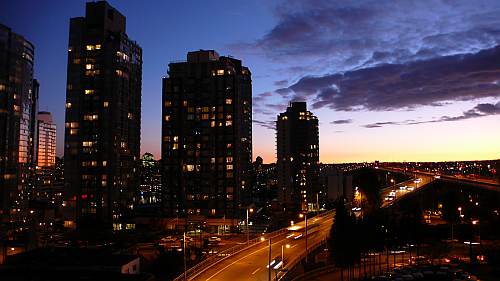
[1, 0, 499, 163]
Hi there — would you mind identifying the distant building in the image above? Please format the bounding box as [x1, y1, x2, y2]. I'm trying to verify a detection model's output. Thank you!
[138, 153, 161, 207]
[161, 50, 252, 232]
[276, 102, 319, 211]
[0, 24, 38, 226]
[63, 1, 142, 229]
[319, 165, 353, 203]
[36, 111, 56, 168]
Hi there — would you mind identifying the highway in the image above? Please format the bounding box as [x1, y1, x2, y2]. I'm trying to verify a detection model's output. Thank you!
[191, 212, 334, 281]
[380, 172, 434, 208]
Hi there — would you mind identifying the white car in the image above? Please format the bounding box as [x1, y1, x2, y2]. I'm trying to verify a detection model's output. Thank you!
[208, 236, 221, 242]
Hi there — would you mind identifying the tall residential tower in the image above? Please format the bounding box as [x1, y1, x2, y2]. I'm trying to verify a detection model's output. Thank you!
[276, 102, 319, 211]
[63, 1, 142, 229]
[161, 50, 252, 232]
[0, 24, 38, 223]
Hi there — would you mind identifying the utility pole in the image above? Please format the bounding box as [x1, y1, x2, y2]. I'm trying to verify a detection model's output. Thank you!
[268, 238, 272, 281]
[305, 212, 308, 263]
[183, 232, 187, 281]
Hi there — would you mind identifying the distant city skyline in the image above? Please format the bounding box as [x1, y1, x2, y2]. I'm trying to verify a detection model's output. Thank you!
[2, 0, 500, 163]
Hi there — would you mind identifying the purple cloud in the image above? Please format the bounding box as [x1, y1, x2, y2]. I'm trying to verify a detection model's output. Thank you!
[362, 102, 500, 128]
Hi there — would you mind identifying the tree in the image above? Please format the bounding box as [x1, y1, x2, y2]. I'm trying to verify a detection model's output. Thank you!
[329, 198, 360, 280]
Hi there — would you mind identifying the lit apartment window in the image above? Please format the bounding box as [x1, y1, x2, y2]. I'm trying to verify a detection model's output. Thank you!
[102, 161, 107, 167]
[183, 100, 188, 106]
[83, 114, 98, 121]
[95, 44, 101, 50]
[165, 115, 170, 121]
[225, 120, 232, 126]
[120, 142, 126, 148]
[225, 99, 232, 105]
[85, 64, 94, 70]
[216, 69, 224, 76]
[68, 47, 73, 52]
[85, 89, 95, 95]
[70, 129, 78, 135]
[103, 101, 109, 108]
[82, 141, 94, 147]
[164, 101, 172, 107]
[128, 113, 133, 119]
[227, 164, 233, 170]
[226, 157, 233, 163]
[172, 143, 178, 150]
[86, 45, 94, 51]
[66, 102, 72, 108]
[211, 209, 216, 215]
[185, 165, 195, 172]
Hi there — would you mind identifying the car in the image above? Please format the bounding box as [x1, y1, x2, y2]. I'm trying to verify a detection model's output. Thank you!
[267, 256, 283, 270]
[160, 236, 177, 243]
[208, 236, 221, 243]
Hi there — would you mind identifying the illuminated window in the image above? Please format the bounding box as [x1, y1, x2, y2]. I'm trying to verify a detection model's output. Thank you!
[185, 164, 195, 172]
[120, 142, 126, 148]
[95, 44, 101, 49]
[116, 69, 123, 76]
[216, 69, 224, 76]
[211, 209, 216, 215]
[128, 113, 133, 119]
[86, 45, 94, 51]
[83, 114, 98, 121]
[202, 107, 209, 112]
[85, 64, 94, 70]
[165, 115, 170, 121]
[103, 101, 109, 108]
[225, 120, 232, 126]
[102, 161, 107, 167]
[226, 157, 233, 163]
[210, 121, 215, 127]
[68, 47, 73, 52]
[172, 143, 178, 150]
[173, 136, 179, 142]
[227, 143, 232, 148]
[70, 129, 78, 135]
[84, 89, 95, 95]
[225, 99, 232, 105]
[183, 100, 188, 106]
[164, 101, 171, 107]
[66, 102, 72, 108]
[82, 141, 94, 147]
[0, 84, 5, 91]
[201, 114, 209, 120]
[227, 164, 233, 170]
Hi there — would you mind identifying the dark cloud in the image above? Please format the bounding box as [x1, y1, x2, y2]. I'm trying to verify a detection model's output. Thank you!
[253, 120, 276, 130]
[280, 46, 500, 111]
[331, 119, 353, 124]
[362, 102, 500, 128]
[274, 79, 288, 87]
[254, 0, 500, 74]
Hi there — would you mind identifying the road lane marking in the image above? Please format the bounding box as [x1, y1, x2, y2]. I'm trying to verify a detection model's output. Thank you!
[200, 214, 334, 281]
[251, 268, 261, 275]
[205, 236, 288, 280]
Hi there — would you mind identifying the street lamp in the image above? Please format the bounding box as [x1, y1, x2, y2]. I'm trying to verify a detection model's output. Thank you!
[246, 208, 254, 244]
[299, 212, 309, 263]
[282, 244, 290, 271]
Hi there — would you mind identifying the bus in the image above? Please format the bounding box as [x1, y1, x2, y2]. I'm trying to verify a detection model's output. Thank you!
[286, 222, 320, 239]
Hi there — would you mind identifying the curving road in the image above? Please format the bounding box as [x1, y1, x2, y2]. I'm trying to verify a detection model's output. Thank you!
[191, 212, 334, 281]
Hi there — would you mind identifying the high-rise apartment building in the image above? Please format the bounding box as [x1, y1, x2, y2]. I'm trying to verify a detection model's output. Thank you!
[276, 102, 319, 211]
[36, 111, 56, 168]
[64, 1, 142, 229]
[161, 50, 252, 231]
[0, 24, 38, 222]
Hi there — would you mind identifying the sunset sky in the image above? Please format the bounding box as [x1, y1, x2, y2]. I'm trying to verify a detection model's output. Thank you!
[2, 0, 499, 163]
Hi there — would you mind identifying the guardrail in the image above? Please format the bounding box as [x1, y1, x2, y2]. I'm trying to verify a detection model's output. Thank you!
[277, 238, 329, 281]
[173, 210, 334, 281]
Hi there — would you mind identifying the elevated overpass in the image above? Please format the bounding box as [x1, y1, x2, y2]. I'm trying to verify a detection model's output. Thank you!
[174, 211, 334, 281]
[378, 167, 500, 208]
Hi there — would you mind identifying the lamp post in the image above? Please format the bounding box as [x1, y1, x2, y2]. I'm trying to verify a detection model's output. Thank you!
[183, 232, 187, 281]
[299, 212, 308, 263]
[246, 208, 254, 244]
